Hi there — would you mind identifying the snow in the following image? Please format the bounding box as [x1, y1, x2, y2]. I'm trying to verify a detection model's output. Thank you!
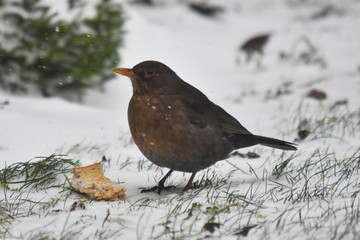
[1, 0, 360, 239]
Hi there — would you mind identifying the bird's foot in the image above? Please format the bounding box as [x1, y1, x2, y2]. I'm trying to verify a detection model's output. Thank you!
[181, 172, 197, 192]
[140, 170, 197, 194]
[140, 185, 176, 194]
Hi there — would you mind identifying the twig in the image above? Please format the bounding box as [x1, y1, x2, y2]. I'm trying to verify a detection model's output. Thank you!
[102, 209, 110, 227]
[225, 160, 250, 176]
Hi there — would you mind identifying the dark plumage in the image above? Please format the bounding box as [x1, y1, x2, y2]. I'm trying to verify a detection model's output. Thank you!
[239, 34, 271, 64]
[114, 61, 296, 193]
[188, 2, 224, 17]
[241, 34, 270, 54]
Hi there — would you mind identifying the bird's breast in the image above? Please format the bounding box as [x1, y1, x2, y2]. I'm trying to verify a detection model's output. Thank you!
[128, 96, 187, 147]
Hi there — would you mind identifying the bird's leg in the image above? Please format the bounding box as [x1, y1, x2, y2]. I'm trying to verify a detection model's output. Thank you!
[157, 169, 174, 193]
[182, 172, 197, 191]
[141, 169, 174, 194]
[256, 52, 264, 70]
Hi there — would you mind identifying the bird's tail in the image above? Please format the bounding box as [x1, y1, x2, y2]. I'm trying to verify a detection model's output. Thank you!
[252, 135, 297, 150]
[231, 134, 297, 151]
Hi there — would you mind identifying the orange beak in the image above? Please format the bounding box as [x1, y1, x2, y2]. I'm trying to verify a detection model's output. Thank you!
[113, 68, 137, 78]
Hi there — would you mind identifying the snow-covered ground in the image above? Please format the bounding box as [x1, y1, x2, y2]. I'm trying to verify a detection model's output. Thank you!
[1, 0, 360, 239]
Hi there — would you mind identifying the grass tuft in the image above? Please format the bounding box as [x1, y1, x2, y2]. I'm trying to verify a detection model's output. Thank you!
[0, 154, 79, 191]
[294, 102, 360, 141]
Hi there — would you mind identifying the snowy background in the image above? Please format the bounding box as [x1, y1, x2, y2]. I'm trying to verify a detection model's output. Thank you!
[1, 0, 360, 239]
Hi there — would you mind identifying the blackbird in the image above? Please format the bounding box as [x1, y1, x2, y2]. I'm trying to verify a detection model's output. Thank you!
[114, 61, 296, 193]
[238, 33, 271, 66]
[240, 34, 270, 56]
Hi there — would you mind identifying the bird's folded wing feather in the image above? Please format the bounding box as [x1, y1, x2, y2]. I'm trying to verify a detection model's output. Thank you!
[178, 95, 252, 135]
[213, 105, 252, 135]
[180, 100, 208, 128]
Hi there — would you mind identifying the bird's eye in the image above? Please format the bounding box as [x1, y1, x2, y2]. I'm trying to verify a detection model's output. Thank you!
[145, 70, 154, 76]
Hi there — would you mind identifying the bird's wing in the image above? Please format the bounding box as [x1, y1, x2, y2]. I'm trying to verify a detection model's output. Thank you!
[173, 83, 252, 134]
[213, 105, 252, 135]
[178, 99, 208, 129]
[176, 96, 252, 134]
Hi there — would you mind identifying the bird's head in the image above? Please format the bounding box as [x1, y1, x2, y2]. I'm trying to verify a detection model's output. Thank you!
[114, 60, 183, 95]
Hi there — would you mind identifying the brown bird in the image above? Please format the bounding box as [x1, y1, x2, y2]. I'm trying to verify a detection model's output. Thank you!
[238, 33, 271, 66]
[114, 61, 296, 193]
[241, 34, 270, 56]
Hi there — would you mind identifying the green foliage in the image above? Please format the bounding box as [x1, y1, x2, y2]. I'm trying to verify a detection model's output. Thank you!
[0, 154, 79, 236]
[0, 154, 79, 190]
[0, 0, 124, 98]
[205, 205, 230, 222]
